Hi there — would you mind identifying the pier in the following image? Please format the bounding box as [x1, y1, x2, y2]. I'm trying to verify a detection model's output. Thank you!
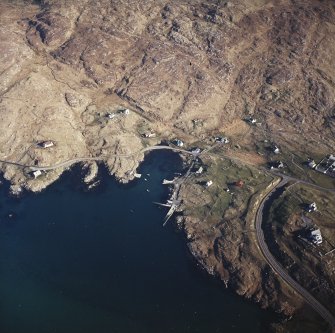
[159, 158, 196, 226]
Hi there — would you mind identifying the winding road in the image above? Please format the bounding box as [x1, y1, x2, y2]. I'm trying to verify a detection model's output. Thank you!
[0, 145, 197, 172]
[255, 178, 335, 329]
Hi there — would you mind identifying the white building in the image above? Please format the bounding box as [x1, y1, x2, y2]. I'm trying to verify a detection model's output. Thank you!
[174, 139, 184, 147]
[32, 170, 42, 179]
[195, 166, 203, 174]
[215, 137, 229, 144]
[107, 112, 117, 119]
[206, 180, 213, 187]
[121, 108, 130, 115]
[310, 229, 322, 245]
[328, 155, 335, 170]
[273, 146, 280, 154]
[308, 159, 316, 169]
[251, 118, 257, 124]
[270, 161, 284, 169]
[191, 148, 201, 154]
[39, 141, 54, 148]
[143, 132, 156, 138]
[307, 202, 317, 213]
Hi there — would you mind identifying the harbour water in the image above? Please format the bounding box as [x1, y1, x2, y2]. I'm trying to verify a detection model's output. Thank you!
[0, 151, 277, 333]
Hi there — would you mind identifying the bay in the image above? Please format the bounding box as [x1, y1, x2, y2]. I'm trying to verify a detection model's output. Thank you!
[0, 151, 277, 333]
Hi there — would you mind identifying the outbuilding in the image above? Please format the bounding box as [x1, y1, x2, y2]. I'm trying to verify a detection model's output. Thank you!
[120, 108, 130, 115]
[38, 141, 54, 149]
[235, 180, 244, 188]
[307, 159, 316, 169]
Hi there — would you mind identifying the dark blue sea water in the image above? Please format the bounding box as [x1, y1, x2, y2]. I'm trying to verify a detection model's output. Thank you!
[0, 151, 277, 333]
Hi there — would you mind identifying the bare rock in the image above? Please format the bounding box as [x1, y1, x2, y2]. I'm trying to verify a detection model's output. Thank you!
[65, 92, 81, 108]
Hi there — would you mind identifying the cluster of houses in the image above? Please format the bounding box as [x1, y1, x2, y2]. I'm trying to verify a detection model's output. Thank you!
[302, 202, 323, 245]
[267, 144, 284, 170]
[172, 135, 230, 149]
[30, 140, 56, 179]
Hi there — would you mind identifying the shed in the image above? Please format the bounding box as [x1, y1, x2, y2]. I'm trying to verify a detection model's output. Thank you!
[235, 180, 244, 188]
[308, 159, 316, 169]
[120, 108, 130, 115]
[39, 141, 54, 148]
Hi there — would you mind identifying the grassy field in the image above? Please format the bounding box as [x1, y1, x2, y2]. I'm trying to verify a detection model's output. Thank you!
[182, 155, 274, 224]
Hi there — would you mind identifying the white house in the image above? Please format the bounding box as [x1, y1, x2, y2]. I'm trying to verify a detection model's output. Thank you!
[143, 132, 156, 138]
[250, 118, 257, 124]
[270, 161, 284, 169]
[39, 141, 54, 148]
[307, 202, 317, 213]
[206, 180, 213, 187]
[195, 166, 203, 174]
[310, 228, 322, 245]
[174, 139, 184, 147]
[32, 170, 42, 179]
[273, 146, 280, 154]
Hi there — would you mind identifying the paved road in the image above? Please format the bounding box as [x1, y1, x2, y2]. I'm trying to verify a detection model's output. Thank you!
[270, 171, 335, 194]
[0, 145, 198, 172]
[255, 178, 335, 329]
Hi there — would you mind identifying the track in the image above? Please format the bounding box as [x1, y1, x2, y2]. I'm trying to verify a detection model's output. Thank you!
[0, 145, 197, 172]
